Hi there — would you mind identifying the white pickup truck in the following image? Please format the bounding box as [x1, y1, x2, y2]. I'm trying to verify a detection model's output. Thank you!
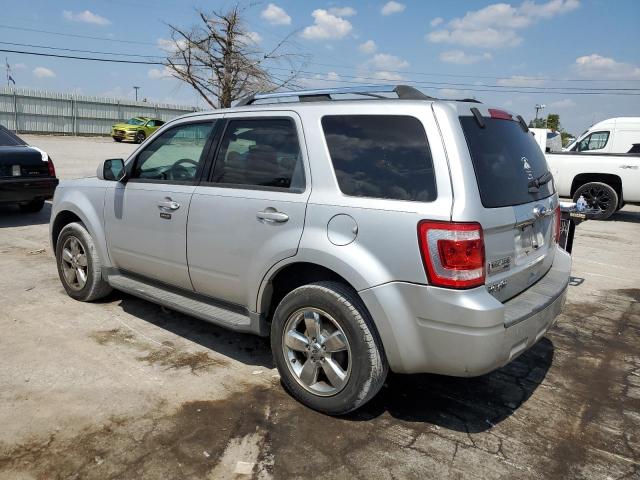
[546, 152, 640, 219]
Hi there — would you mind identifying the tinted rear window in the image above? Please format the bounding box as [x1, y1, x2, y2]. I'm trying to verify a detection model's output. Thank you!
[322, 115, 437, 202]
[460, 116, 554, 208]
[0, 127, 26, 146]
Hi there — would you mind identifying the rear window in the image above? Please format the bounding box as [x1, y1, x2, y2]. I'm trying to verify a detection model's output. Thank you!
[322, 115, 437, 202]
[460, 116, 554, 208]
[0, 127, 26, 146]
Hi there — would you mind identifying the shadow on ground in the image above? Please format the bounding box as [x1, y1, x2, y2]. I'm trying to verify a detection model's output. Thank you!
[0, 202, 51, 228]
[609, 208, 640, 224]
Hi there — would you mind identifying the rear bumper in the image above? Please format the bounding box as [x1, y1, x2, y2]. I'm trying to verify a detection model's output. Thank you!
[360, 246, 571, 375]
[0, 177, 58, 203]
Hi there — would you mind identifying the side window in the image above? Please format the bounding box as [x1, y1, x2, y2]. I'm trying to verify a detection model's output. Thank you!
[322, 115, 437, 202]
[131, 122, 214, 183]
[211, 118, 304, 192]
[578, 131, 609, 151]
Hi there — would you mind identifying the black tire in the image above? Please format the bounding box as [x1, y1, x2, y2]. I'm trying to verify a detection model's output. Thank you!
[113, 137, 122, 143]
[271, 281, 388, 415]
[18, 199, 45, 213]
[573, 182, 618, 220]
[135, 131, 146, 144]
[55, 222, 112, 302]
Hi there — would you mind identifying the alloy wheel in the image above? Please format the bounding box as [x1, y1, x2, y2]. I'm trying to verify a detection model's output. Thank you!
[282, 308, 352, 396]
[60, 236, 88, 290]
[582, 185, 612, 212]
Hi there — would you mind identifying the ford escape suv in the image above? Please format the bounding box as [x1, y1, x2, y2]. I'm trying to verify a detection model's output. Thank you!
[50, 85, 571, 415]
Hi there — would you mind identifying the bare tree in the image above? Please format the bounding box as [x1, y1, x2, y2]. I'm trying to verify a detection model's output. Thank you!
[163, 4, 303, 108]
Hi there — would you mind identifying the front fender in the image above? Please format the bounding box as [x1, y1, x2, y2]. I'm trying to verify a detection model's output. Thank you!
[50, 185, 110, 268]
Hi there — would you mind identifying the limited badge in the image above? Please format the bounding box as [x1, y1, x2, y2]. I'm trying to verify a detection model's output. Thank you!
[159, 212, 172, 220]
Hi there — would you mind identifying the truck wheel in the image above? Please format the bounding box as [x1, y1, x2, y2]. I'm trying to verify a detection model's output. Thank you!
[271, 281, 388, 415]
[19, 199, 45, 213]
[136, 131, 146, 144]
[55, 222, 112, 302]
[573, 182, 618, 220]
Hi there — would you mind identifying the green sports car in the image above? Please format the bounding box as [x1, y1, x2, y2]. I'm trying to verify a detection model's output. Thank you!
[111, 117, 165, 143]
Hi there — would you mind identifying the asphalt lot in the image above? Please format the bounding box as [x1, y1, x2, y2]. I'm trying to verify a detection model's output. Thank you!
[1, 135, 639, 479]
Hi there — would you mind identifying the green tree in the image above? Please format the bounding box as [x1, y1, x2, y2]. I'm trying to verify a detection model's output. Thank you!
[528, 118, 547, 128]
[546, 114, 560, 132]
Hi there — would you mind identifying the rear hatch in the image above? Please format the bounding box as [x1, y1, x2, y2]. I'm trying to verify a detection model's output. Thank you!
[0, 128, 50, 178]
[458, 108, 558, 302]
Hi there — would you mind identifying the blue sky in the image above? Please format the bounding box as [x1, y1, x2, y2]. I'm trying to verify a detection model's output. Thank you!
[1, 0, 638, 134]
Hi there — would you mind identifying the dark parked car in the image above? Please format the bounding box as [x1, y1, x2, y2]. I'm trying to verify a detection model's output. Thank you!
[0, 126, 58, 212]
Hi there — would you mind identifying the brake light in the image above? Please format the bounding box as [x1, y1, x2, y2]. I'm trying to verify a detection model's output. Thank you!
[488, 109, 513, 120]
[418, 221, 485, 289]
[553, 205, 561, 243]
[47, 156, 56, 177]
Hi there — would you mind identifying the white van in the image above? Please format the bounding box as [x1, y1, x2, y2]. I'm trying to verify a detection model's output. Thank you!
[565, 117, 640, 154]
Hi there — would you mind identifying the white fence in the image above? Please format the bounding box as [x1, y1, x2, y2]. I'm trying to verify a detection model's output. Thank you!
[0, 87, 199, 136]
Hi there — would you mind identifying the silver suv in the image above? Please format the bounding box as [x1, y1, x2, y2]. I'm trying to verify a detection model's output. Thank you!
[50, 85, 571, 415]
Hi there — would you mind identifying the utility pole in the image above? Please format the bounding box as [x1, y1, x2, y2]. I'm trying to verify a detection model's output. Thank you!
[133, 86, 140, 102]
[534, 103, 546, 121]
[5, 57, 11, 87]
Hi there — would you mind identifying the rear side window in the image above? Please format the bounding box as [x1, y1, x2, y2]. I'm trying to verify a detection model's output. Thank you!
[460, 116, 554, 208]
[322, 115, 437, 202]
[0, 127, 26, 146]
[211, 118, 305, 192]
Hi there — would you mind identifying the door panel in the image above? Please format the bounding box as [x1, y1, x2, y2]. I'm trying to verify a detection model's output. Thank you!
[104, 120, 217, 289]
[187, 113, 310, 309]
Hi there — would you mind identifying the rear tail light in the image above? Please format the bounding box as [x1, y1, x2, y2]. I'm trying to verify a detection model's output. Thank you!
[553, 205, 561, 243]
[47, 156, 56, 177]
[418, 221, 485, 289]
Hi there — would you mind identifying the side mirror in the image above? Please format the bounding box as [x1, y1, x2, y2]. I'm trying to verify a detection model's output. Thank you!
[97, 158, 126, 182]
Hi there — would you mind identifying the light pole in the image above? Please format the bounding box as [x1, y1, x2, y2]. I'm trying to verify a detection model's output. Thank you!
[534, 103, 546, 122]
[133, 86, 140, 102]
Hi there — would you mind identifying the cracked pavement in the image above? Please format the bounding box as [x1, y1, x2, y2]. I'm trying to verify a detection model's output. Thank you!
[0, 136, 639, 479]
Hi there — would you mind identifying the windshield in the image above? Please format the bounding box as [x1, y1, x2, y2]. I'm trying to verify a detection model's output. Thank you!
[126, 118, 146, 126]
[460, 116, 555, 208]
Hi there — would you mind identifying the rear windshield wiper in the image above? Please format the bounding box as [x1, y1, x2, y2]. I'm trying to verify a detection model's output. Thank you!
[528, 171, 553, 192]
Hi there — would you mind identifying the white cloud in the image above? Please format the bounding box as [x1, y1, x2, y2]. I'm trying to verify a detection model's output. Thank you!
[63, 10, 111, 26]
[371, 71, 405, 81]
[496, 75, 546, 87]
[440, 50, 492, 65]
[326, 71, 341, 81]
[148, 67, 173, 80]
[299, 71, 343, 88]
[328, 6, 357, 17]
[572, 54, 640, 80]
[33, 67, 55, 79]
[358, 40, 377, 54]
[301, 9, 353, 40]
[261, 4, 292, 26]
[430, 17, 443, 27]
[381, 1, 406, 15]
[13, 63, 27, 70]
[243, 31, 262, 44]
[157, 38, 187, 53]
[366, 53, 409, 70]
[427, 0, 579, 49]
[549, 98, 576, 108]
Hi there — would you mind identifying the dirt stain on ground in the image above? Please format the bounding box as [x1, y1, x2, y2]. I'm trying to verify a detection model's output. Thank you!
[89, 328, 228, 374]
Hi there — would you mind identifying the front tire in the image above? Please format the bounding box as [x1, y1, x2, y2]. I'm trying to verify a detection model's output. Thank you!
[19, 199, 45, 213]
[271, 281, 387, 415]
[573, 182, 618, 220]
[55, 222, 112, 302]
[135, 131, 146, 144]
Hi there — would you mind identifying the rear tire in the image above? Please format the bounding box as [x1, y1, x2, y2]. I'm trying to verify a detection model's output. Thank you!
[19, 199, 45, 213]
[55, 222, 112, 302]
[271, 281, 388, 415]
[573, 182, 618, 220]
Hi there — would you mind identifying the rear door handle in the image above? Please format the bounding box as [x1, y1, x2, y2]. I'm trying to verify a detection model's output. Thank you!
[158, 198, 180, 210]
[256, 210, 289, 223]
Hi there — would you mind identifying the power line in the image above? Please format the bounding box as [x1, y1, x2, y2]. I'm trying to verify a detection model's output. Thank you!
[0, 24, 155, 46]
[3, 47, 640, 96]
[0, 41, 164, 60]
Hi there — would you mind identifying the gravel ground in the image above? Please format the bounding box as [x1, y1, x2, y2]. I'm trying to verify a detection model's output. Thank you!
[0, 135, 639, 479]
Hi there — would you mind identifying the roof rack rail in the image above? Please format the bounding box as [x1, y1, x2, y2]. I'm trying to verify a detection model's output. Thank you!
[235, 84, 434, 106]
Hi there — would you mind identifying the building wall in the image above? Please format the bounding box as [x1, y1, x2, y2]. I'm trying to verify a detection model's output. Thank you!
[0, 87, 199, 135]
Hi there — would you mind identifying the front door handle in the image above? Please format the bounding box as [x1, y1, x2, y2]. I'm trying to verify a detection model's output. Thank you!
[158, 198, 180, 210]
[257, 209, 289, 223]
